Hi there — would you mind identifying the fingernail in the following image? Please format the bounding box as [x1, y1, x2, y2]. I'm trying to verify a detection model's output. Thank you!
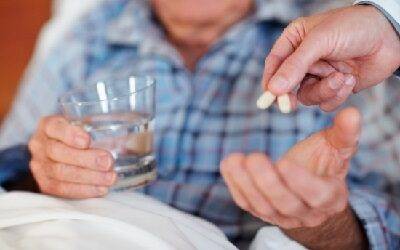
[97, 154, 112, 170]
[270, 76, 289, 93]
[74, 134, 88, 148]
[344, 75, 355, 86]
[277, 94, 291, 114]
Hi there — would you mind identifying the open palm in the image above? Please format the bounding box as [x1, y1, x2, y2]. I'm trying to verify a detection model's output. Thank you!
[221, 107, 361, 228]
[278, 107, 360, 179]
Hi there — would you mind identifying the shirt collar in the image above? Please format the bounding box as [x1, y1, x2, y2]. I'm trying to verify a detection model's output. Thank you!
[106, 0, 156, 46]
[254, 0, 306, 23]
[106, 0, 185, 63]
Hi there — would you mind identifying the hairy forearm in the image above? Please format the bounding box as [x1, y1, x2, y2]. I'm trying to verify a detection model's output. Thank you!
[283, 206, 369, 250]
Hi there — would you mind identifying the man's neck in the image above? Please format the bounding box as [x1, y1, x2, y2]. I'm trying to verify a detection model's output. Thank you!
[156, 3, 255, 71]
[168, 38, 209, 71]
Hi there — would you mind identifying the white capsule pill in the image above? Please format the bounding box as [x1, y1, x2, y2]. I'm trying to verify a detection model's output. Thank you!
[256, 91, 276, 110]
[277, 94, 291, 114]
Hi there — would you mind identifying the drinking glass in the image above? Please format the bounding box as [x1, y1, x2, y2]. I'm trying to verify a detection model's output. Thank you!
[59, 76, 156, 190]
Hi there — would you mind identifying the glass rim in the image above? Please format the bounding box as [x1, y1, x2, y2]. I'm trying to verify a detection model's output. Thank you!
[59, 76, 155, 107]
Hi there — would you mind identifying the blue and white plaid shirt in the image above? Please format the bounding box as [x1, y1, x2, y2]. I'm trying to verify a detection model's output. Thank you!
[0, 0, 399, 248]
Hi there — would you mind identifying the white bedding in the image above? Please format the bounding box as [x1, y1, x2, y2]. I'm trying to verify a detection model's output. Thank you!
[0, 192, 305, 250]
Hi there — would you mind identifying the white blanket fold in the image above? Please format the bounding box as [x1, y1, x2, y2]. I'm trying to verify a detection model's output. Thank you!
[0, 192, 305, 250]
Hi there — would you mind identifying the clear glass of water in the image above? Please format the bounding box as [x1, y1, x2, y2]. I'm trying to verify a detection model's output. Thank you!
[59, 76, 156, 191]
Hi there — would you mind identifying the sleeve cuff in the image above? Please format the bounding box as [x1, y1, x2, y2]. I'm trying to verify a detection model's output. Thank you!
[354, 0, 400, 37]
[0, 145, 31, 187]
[349, 189, 391, 249]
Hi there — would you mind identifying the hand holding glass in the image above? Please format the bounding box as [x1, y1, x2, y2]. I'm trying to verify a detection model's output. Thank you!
[60, 76, 156, 190]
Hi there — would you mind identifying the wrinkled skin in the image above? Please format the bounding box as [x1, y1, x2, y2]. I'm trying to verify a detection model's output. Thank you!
[263, 5, 400, 111]
[221, 107, 361, 228]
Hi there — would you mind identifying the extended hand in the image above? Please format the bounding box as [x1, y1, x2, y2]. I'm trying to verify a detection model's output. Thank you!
[220, 108, 361, 228]
[262, 5, 400, 111]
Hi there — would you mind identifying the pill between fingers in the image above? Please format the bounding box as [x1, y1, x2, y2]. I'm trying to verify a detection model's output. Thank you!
[257, 91, 276, 110]
[277, 94, 291, 114]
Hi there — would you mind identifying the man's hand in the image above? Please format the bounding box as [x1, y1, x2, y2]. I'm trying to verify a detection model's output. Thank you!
[28, 116, 116, 199]
[262, 5, 400, 111]
[220, 108, 366, 247]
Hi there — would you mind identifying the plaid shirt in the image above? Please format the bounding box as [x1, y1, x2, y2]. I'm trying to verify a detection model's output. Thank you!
[0, 0, 399, 248]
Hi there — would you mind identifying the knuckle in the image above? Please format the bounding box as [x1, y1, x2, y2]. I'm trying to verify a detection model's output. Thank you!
[286, 17, 307, 38]
[287, 18, 301, 30]
[28, 137, 40, 152]
[292, 17, 306, 26]
[44, 116, 65, 135]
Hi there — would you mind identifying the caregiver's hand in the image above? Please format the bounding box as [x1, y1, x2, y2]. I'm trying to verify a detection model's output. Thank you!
[221, 108, 366, 248]
[263, 5, 400, 111]
[28, 116, 116, 199]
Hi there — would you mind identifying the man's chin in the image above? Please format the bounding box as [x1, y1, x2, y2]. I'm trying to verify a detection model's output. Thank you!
[167, 29, 218, 48]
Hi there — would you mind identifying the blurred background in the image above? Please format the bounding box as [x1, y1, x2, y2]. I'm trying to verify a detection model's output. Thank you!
[0, 0, 50, 122]
[0, 0, 100, 122]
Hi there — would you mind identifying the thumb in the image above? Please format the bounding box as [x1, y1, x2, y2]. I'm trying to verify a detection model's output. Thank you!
[268, 33, 327, 96]
[324, 107, 361, 151]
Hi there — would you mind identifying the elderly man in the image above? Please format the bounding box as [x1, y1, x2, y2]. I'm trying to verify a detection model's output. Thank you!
[0, 0, 397, 249]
